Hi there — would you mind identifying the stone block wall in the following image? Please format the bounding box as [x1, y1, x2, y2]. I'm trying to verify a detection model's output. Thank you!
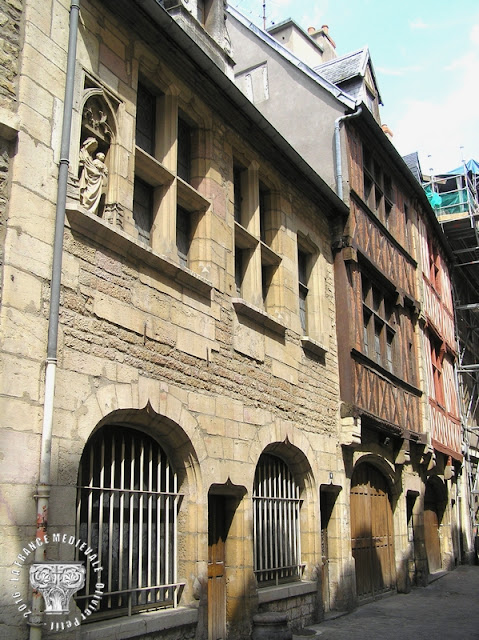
[0, 0, 22, 304]
[0, 1, 346, 639]
[0, 0, 22, 107]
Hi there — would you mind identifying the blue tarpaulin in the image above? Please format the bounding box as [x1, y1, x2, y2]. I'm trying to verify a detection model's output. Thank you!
[443, 159, 479, 176]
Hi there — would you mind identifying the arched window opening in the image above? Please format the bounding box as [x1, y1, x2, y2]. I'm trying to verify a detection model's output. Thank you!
[75, 425, 183, 619]
[253, 453, 303, 586]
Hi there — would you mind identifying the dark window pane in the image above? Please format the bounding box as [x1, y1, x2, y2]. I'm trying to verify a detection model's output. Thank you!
[177, 118, 191, 183]
[136, 83, 156, 155]
[176, 206, 191, 266]
[133, 177, 153, 243]
[234, 166, 243, 224]
[235, 248, 243, 295]
[298, 249, 309, 333]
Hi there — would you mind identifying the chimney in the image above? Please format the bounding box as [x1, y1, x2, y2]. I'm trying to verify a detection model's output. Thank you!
[308, 23, 336, 61]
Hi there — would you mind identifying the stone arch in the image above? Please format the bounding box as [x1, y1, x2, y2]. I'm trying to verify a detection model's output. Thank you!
[76, 385, 207, 490]
[87, 403, 202, 498]
[352, 452, 397, 491]
[73, 384, 207, 604]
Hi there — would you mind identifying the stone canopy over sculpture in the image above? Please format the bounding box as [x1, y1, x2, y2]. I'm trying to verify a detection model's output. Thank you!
[79, 137, 108, 215]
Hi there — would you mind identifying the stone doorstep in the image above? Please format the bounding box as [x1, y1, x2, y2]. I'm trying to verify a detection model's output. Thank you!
[427, 569, 449, 584]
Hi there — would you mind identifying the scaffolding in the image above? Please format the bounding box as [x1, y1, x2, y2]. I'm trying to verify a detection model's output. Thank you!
[423, 159, 479, 559]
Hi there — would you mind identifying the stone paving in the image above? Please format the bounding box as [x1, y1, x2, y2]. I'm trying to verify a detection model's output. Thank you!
[296, 565, 479, 640]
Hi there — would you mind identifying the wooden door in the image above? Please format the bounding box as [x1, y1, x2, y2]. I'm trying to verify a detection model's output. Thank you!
[350, 463, 395, 600]
[424, 483, 442, 573]
[208, 495, 226, 640]
[320, 491, 334, 610]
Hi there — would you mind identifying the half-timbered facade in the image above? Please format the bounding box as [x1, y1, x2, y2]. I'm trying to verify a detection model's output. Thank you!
[340, 108, 461, 585]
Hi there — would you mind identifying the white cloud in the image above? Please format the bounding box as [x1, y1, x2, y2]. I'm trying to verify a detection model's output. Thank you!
[392, 88, 478, 174]
[410, 18, 429, 30]
[377, 65, 423, 77]
[445, 52, 477, 71]
[470, 22, 479, 44]
[390, 18, 479, 173]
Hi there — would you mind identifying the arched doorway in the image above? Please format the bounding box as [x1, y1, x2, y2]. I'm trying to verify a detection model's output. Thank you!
[424, 479, 444, 574]
[350, 462, 396, 600]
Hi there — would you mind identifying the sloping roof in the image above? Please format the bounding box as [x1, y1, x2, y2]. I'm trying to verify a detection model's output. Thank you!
[402, 152, 423, 183]
[315, 48, 367, 82]
[227, 5, 357, 110]
[314, 47, 383, 105]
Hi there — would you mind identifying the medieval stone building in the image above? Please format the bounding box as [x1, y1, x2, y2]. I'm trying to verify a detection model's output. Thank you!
[1, 1, 348, 639]
[0, 2, 468, 640]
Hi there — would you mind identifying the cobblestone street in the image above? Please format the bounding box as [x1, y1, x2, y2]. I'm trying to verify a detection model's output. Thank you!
[299, 565, 479, 640]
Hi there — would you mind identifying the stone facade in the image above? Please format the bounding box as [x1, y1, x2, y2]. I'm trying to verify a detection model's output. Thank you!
[0, 0, 22, 304]
[0, 1, 349, 639]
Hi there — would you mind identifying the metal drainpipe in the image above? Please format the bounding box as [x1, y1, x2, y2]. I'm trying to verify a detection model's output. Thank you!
[29, 2, 80, 639]
[334, 105, 362, 200]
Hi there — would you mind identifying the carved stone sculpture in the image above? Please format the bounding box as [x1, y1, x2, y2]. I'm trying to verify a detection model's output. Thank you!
[79, 137, 108, 215]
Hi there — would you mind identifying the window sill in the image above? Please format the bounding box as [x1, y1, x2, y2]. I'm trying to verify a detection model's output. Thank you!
[66, 204, 213, 298]
[0, 105, 20, 140]
[135, 145, 174, 187]
[301, 335, 328, 357]
[79, 606, 198, 640]
[257, 581, 317, 604]
[177, 176, 210, 212]
[232, 298, 286, 336]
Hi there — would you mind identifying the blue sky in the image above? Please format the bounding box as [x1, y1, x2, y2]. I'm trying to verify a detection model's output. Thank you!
[228, 0, 479, 174]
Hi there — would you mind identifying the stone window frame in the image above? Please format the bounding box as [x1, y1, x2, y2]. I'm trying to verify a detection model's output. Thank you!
[132, 74, 211, 274]
[66, 68, 213, 299]
[296, 231, 328, 356]
[232, 154, 286, 335]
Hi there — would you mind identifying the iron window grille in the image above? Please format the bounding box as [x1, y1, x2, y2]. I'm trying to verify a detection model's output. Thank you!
[253, 454, 303, 586]
[75, 425, 183, 619]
